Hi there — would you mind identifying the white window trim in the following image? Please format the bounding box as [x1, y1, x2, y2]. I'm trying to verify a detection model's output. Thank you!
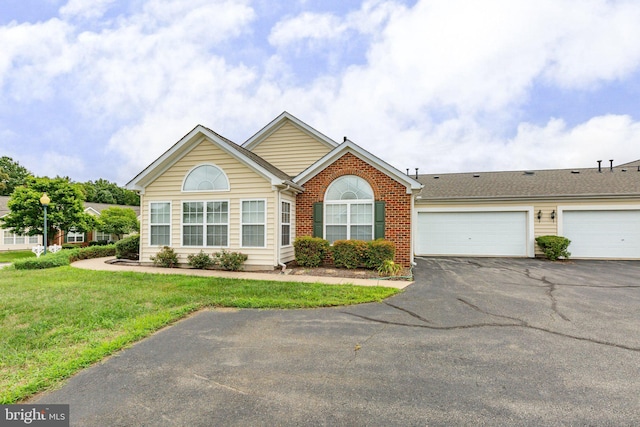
[67, 229, 85, 243]
[180, 200, 230, 248]
[323, 176, 374, 243]
[149, 201, 172, 247]
[181, 163, 230, 193]
[281, 200, 292, 247]
[240, 199, 267, 248]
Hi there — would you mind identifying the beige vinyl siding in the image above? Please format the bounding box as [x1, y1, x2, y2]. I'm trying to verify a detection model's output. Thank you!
[140, 137, 278, 269]
[415, 198, 639, 257]
[250, 121, 333, 176]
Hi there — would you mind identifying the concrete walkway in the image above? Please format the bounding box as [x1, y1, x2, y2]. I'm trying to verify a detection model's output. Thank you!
[71, 257, 412, 289]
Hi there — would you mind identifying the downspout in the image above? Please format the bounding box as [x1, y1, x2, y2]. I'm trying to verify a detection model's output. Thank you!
[277, 185, 291, 273]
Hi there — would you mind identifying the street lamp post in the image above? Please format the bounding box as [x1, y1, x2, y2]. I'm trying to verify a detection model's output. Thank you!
[40, 193, 50, 255]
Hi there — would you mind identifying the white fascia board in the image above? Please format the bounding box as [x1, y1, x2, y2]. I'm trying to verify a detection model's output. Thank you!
[242, 111, 338, 151]
[84, 207, 101, 216]
[126, 125, 290, 191]
[294, 140, 423, 194]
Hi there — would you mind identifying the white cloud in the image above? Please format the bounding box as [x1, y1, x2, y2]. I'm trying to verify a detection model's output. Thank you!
[60, 0, 117, 20]
[3, 0, 640, 184]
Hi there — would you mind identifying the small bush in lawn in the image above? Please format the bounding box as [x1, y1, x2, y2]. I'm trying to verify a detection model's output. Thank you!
[294, 236, 329, 267]
[115, 234, 139, 260]
[13, 245, 116, 270]
[213, 249, 248, 271]
[377, 259, 403, 277]
[332, 240, 368, 269]
[68, 245, 116, 263]
[151, 246, 179, 268]
[187, 251, 214, 269]
[13, 250, 71, 270]
[536, 235, 571, 261]
[365, 239, 396, 269]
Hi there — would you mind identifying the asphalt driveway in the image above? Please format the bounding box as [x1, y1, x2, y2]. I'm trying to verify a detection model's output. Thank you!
[33, 258, 640, 426]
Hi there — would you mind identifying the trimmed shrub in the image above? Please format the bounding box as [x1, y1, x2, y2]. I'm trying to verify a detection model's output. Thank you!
[13, 245, 116, 270]
[294, 236, 329, 268]
[365, 239, 396, 269]
[151, 246, 179, 268]
[68, 245, 116, 263]
[14, 250, 71, 270]
[332, 240, 368, 269]
[213, 249, 248, 271]
[115, 234, 140, 260]
[536, 235, 571, 261]
[187, 251, 214, 269]
[88, 240, 110, 247]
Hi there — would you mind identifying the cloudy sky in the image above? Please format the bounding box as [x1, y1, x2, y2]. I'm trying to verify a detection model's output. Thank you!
[1, 0, 640, 185]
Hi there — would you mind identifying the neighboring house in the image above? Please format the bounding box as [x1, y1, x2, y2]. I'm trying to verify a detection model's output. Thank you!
[59, 202, 141, 244]
[0, 196, 140, 249]
[127, 112, 640, 268]
[414, 160, 640, 259]
[0, 196, 41, 251]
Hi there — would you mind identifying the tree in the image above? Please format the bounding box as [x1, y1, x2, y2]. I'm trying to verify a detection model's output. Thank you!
[96, 207, 139, 240]
[0, 156, 32, 196]
[1, 177, 95, 244]
[81, 178, 139, 206]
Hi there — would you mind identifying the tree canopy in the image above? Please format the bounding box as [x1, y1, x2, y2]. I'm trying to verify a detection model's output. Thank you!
[1, 177, 95, 242]
[81, 179, 139, 206]
[96, 206, 139, 240]
[0, 156, 32, 196]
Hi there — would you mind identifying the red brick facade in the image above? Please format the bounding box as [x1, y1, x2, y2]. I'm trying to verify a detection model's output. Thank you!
[296, 152, 413, 266]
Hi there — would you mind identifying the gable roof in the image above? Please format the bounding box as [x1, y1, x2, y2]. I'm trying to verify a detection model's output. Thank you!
[294, 139, 423, 194]
[126, 125, 303, 193]
[416, 162, 640, 201]
[242, 111, 339, 151]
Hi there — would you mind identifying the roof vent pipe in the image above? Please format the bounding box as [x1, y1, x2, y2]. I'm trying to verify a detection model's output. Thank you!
[610, 159, 614, 172]
[343, 136, 347, 142]
[415, 168, 419, 179]
[597, 160, 602, 172]
[406, 168, 410, 176]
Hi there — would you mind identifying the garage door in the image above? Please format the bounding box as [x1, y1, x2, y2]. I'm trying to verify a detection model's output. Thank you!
[562, 210, 640, 259]
[416, 211, 528, 256]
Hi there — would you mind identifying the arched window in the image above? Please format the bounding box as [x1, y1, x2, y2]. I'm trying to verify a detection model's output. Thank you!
[324, 175, 374, 243]
[182, 164, 229, 192]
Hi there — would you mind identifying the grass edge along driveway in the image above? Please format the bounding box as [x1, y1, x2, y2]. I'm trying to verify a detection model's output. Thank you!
[0, 266, 399, 404]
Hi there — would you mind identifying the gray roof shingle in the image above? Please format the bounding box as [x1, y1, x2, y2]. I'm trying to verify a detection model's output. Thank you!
[416, 161, 640, 200]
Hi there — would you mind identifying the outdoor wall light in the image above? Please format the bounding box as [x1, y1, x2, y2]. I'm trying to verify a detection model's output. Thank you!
[537, 210, 542, 221]
[551, 210, 556, 222]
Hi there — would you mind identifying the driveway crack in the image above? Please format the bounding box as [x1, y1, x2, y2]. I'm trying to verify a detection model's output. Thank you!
[383, 301, 432, 324]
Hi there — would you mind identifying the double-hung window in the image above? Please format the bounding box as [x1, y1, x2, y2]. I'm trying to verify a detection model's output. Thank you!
[67, 229, 85, 243]
[281, 201, 291, 246]
[324, 176, 374, 244]
[150, 202, 171, 246]
[242, 200, 265, 247]
[182, 201, 228, 247]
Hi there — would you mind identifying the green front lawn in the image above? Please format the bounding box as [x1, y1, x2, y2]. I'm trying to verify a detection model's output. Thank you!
[0, 250, 35, 263]
[0, 266, 399, 403]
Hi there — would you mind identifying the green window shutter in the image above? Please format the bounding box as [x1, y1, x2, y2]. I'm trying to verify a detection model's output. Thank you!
[313, 202, 323, 238]
[374, 201, 385, 239]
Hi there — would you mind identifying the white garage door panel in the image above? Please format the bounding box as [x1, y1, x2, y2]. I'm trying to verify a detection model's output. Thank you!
[563, 210, 640, 259]
[417, 211, 527, 256]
